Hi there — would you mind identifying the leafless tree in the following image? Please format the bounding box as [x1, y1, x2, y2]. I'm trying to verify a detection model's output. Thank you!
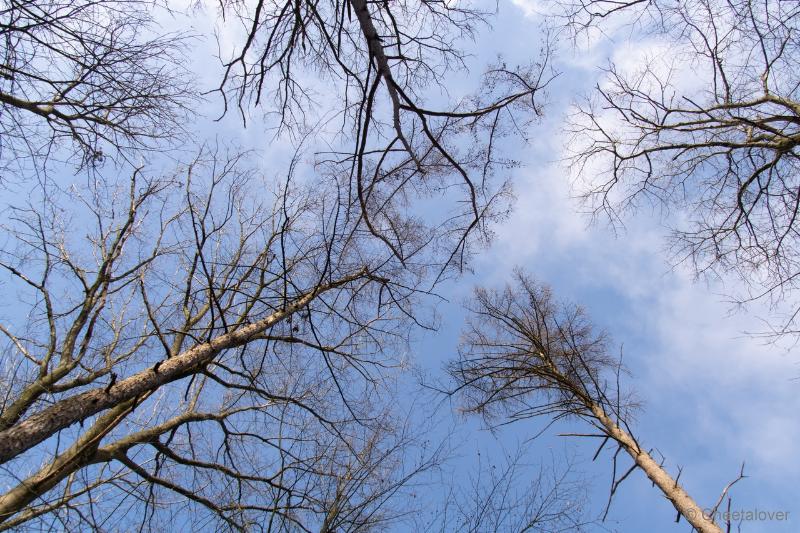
[449, 271, 745, 533]
[0, 0, 194, 177]
[0, 145, 450, 530]
[416, 445, 592, 533]
[214, 0, 555, 277]
[0, 0, 560, 528]
[562, 0, 800, 336]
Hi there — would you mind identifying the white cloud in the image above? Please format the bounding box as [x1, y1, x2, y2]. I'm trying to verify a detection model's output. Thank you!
[644, 276, 800, 476]
[510, 0, 542, 19]
[471, 13, 800, 519]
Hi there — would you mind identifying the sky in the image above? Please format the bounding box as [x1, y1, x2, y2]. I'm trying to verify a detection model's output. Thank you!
[161, 1, 800, 530]
[407, 2, 800, 532]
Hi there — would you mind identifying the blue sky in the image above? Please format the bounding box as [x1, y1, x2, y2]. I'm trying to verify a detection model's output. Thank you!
[162, 1, 800, 530]
[415, 2, 798, 531]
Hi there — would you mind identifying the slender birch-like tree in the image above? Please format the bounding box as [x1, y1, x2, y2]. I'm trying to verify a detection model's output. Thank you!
[450, 271, 743, 533]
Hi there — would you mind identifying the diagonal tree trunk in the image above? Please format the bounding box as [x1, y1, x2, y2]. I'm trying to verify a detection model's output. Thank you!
[0, 269, 368, 466]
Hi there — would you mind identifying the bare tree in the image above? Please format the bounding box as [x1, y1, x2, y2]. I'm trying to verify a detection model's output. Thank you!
[449, 271, 744, 533]
[214, 0, 555, 277]
[0, 145, 447, 530]
[313, 408, 448, 533]
[416, 445, 592, 533]
[0, 0, 559, 528]
[0, 0, 194, 176]
[562, 0, 800, 336]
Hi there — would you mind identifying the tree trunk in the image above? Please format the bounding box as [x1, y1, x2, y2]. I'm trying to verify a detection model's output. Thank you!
[0, 270, 367, 465]
[589, 404, 721, 533]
